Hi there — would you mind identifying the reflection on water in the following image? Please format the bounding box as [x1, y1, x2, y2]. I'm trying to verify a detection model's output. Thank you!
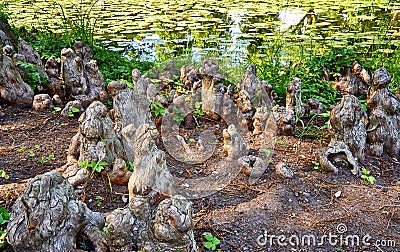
[123, 34, 164, 62]
[224, 9, 248, 64]
[278, 9, 306, 30]
[6, 0, 400, 62]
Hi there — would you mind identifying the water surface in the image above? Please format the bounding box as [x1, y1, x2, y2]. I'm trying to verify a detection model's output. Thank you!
[7, 0, 400, 62]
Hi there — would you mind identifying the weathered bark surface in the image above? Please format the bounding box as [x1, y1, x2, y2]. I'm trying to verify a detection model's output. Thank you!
[199, 60, 222, 91]
[201, 84, 225, 119]
[331, 61, 370, 96]
[7, 171, 107, 252]
[161, 133, 212, 164]
[62, 101, 124, 186]
[196, 60, 225, 120]
[238, 64, 258, 98]
[121, 124, 136, 163]
[153, 195, 196, 251]
[74, 41, 93, 64]
[329, 94, 367, 162]
[45, 58, 65, 98]
[320, 141, 361, 175]
[134, 74, 157, 100]
[128, 124, 173, 198]
[3, 45, 14, 57]
[222, 124, 247, 160]
[236, 90, 252, 115]
[106, 195, 196, 252]
[85, 59, 108, 102]
[272, 105, 295, 135]
[108, 157, 132, 185]
[32, 94, 53, 111]
[156, 60, 180, 84]
[234, 65, 274, 124]
[320, 94, 367, 175]
[238, 64, 273, 109]
[0, 18, 18, 47]
[253, 106, 273, 135]
[308, 98, 323, 115]
[367, 67, 400, 157]
[52, 94, 62, 106]
[107, 81, 127, 96]
[77, 101, 122, 163]
[286, 77, 304, 115]
[0, 49, 33, 106]
[271, 77, 305, 135]
[105, 206, 140, 252]
[112, 86, 154, 133]
[18, 39, 44, 68]
[61, 42, 107, 102]
[61, 47, 86, 97]
[181, 65, 201, 91]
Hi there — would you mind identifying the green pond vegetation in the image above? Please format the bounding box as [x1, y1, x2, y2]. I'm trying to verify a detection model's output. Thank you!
[1, 0, 400, 107]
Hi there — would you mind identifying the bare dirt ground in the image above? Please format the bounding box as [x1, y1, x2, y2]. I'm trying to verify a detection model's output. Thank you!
[0, 106, 399, 252]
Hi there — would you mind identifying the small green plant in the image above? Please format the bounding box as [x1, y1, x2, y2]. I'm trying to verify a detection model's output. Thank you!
[194, 102, 204, 116]
[68, 107, 80, 117]
[52, 106, 62, 114]
[262, 148, 273, 163]
[16, 61, 47, 91]
[37, 156, 46, 164]
[35, 144, 40, 149]
[0, 206, 10, 249]
[78, 160, 90, 169]
[28, 150, 35, 157]
[0, 170, 9, 180]
[361, 168, 376, 185]
[102, 222, 109, 232]
[312, 160, 321, 170]
[104, 100, 112, 106]
[126, 161, 134, 172]
[203, 233, 221, 251]
[172, 108, 185, 123]
[18, 145, 27, 152]
[151, 101, 167, 117]
[37, 154, 56, 164]
[95, 195, 103, 207]
[79, 159, 108, 173]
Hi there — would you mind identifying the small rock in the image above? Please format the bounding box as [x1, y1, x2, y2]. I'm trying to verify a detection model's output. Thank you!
[275, 162, 294, 178]
[334, 191, 342, 198]
[238, 155, 267, 179]
[108, 157, 132, 185]
[52, 94, 63, 107]
[32, 94, 54, 111]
